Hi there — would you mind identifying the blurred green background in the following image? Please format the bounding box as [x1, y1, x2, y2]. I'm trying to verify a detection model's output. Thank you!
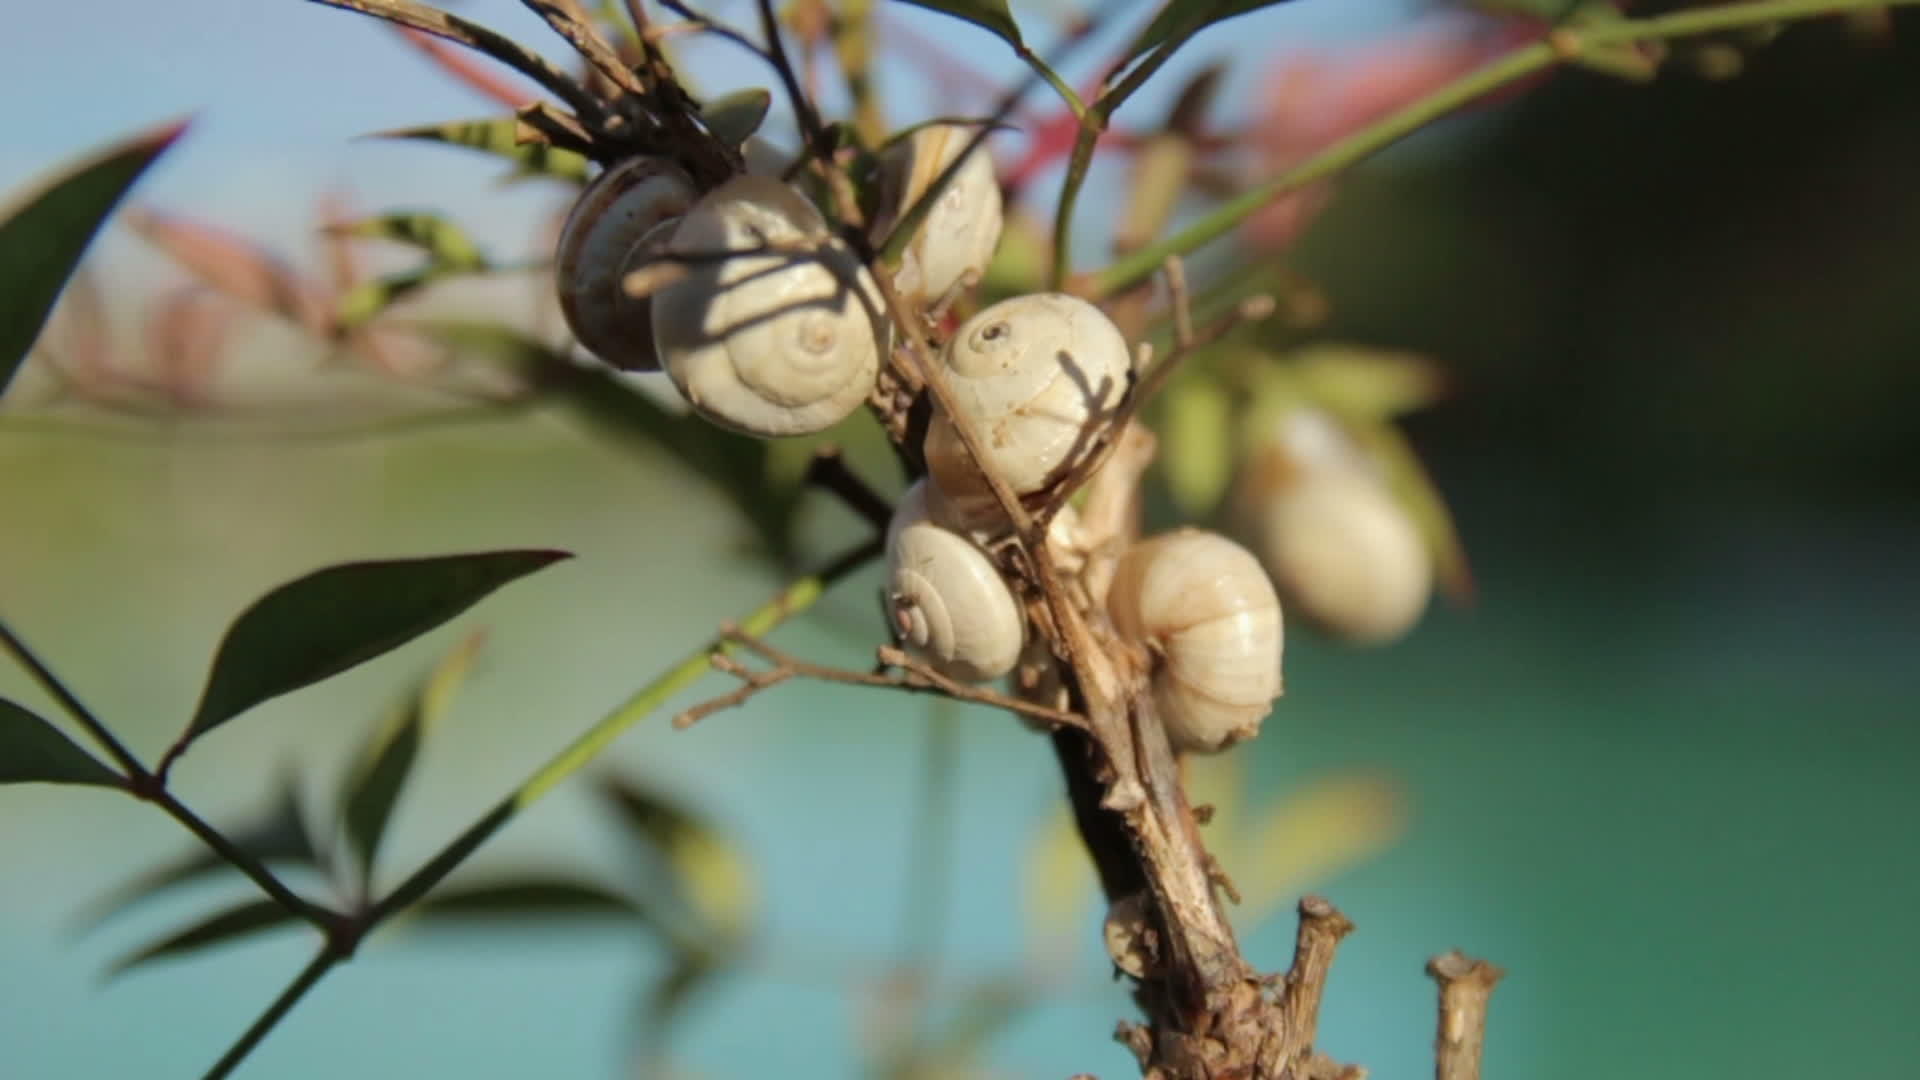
[4, 4, 1919, 1080]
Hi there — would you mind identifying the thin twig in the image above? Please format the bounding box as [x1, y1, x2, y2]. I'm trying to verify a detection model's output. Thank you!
[200, 942, 344, 1080]
[302, 0, 612, 133]
[673, 626, 1088, 730]
[0, 618, 143, 778]
[520, 0, 647, 97]
[1428, 951, 1505, 1080]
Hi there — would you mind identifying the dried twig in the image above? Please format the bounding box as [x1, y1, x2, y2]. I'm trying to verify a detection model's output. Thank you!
[520, 0, 648, 98]
[804, 446, 894, 532]
[1427, 951, 1504, 1080]
[673, 626, 1088, 730]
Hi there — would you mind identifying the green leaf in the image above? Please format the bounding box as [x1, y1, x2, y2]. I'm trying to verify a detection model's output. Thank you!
[76, 776, 318, 931]
[600, 776, 756, 942]
[1123, 0, 1294, 65]
[1157, 371, 1235, 518]
[184, 550, 570, 746]
[415, 877, 643, 922]
[1232, 772, 1405, 928]
[1290, 345, 1445, 420]
[700, 89, 773, 147]
[365, 116, 591, 184]
[340, 631, 486, 879]
[1346, 418, 1476, 604]
[0, 116, 190, 393]
[634, 946, 730, 1055]
[0, 699, 121, 787]
[892, 0, 1022, 47]
[329, 212, 488, 271]
[106, 899, 301, 977]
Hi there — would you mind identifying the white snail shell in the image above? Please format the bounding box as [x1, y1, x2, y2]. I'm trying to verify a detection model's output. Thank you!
[1106, 528, 1284, 754]
[1247, 410, 1431, 645]
[741, 135, 792, 178]
[556, 156, 696, 372]
[923, 292, 1132, 525]
[886, 479, 1025, 683]
[651, 174, 889, 438]
[876, 123, 1004, 304]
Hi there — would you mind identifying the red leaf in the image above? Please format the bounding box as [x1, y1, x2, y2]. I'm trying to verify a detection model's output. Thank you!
[393, 27, 540, 110]
[122, 206, 335, 338]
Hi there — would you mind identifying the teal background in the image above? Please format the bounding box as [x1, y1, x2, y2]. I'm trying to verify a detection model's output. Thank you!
[6, 2, 1920, 1079]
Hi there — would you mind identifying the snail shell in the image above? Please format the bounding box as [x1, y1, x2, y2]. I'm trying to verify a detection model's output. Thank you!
[555, 156, 697, 372]
[875, 123, 1004, 304]
[651, 174, 889, 438]
[1245, 410, 1431, 645]
[922, 292, 1132, 525]
[886, 479, 1025, 682]
[1106, 528, 1284, 754]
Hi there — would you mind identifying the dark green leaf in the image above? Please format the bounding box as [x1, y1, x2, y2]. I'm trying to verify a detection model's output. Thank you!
[416, 877, 643, 922]
[75, 776, 318, 932]
[634, 947, 729, 1054]
[106, 899, 301, 977]
[365, 116, 591, 184]
[892, 0, 1022, 47]
[329, 212, 488, 271]
[0, 116, 189, 393]
[600, 775, 756, 940]
[1122, 0, 1295, 66]
[0, 699, 121, 787]
[700, 89, 772, 147]
[185, 550, 570, 745]
[340, 631, 485, 878]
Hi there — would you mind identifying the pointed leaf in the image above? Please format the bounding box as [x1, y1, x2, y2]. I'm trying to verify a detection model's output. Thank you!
[416, 877, 644, 922]
[122, 206, 334, 337]
[635, 946, 727, 1051]
[0, 699, 121, 787]
[0, 116, 189, 393]
[892, 0, 1022, 47]
[1290, 344, 1445, 420]
[367, 116, 591, 184]
[328, 212, 488, 272]
[600, 776, 756, 941]
[341, 631, 486, 878]
[185, 550, 570, 744]
[107, 899, 301, 977]
[701, 89, 772, 147]
[1234, 772, 1406, 927]
[77, 777, 318, 931]
[1123, 0, 1297, 66]
[1157, 371, 1235, 518]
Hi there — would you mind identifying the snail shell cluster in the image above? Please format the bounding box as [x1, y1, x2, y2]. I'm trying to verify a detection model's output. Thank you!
[555, 157, 696, 373]
[1241, 408, 1431, 645]
[923, 292, 1132, 527]
[1106, 528, 1284, 754]
[874, 123, 1004, 305]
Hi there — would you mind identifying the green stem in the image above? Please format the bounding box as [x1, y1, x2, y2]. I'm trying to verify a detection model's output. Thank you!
[150, 788, 339, 927]
[1092, 0, 1920, 298]
[1017, 43, 1087, 120]
[1047, 121, 1104, 291]
[201, 943, 343, 1080]
[369, 540, 878, 922]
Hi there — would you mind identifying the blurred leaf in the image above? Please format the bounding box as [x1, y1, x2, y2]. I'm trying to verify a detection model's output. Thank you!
[1345, 417, 1476, 604]
[106, 899, 301, 977]
[367, 116, 591, 184]
[142, 285, 238, 406]
[635, 946, 727, 1056]
[600, 776, 757, 942]
[416, 877, 643, 922]
[122, 206, 334, 337]
[329, 212, 488, 271]
[1157, 371, 1235, 518]
[0, 699, 120, 787]
[1122, 0, 1295, 66]
[337, 266, 445, 330]
[184, 550, 571, 746]
[892, 0, 1022, 47]
[925, 975, 1030, 1063]
[77, 776, 318, 931]
[701, 89, 772, 146]
[1289, 344, 1445, 420]
[1020, 806, 1096, 963]
[980, 210, 1050, 302]
[0, 115, 188, 393]
[1232, 772, 1406, 926]
[340, 631, 487, 880]
[1182, 753, 1246, 847]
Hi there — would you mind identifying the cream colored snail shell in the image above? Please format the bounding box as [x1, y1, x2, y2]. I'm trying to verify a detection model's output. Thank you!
[1106, 528, 1284, 755]
[556, 156, 696, 372]
[651, 174, 890, 437]
[741, 135, 792, 178]
[876, 123, 1004, 304]
[1243, 408, 1432, 645]
[923, 292, 1131, 525]
[885, 479, 1025, 683]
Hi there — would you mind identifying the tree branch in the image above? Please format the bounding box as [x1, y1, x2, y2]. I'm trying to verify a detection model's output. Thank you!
[1428, 951, 1505, 1080]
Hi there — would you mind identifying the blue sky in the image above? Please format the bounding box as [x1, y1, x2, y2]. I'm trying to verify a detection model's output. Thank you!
[3, 0, 1425, 294]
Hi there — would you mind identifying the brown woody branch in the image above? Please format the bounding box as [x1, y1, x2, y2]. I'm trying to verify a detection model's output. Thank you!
[1428, 951, 1505, 1080]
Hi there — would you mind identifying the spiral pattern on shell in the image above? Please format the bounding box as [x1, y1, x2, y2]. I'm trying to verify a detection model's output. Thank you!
[651, 174, 889, 438]
[877, 123, 1004, 305]
[923, 292, 1131, 524]
[885, 479, 1026, 683]
[555, 156, 696, 372]
[1106, 528, 1284, 754]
